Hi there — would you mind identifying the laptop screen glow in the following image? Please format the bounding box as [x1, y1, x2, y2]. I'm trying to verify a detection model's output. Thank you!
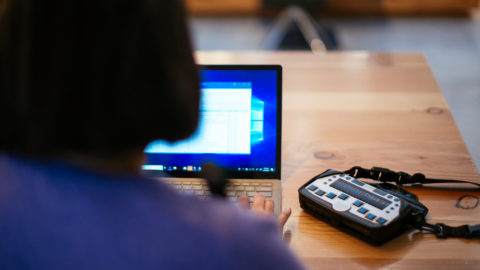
[143, 66, 281, 178]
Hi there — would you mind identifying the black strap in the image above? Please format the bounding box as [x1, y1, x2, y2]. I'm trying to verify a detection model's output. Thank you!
[344, 166, 480, 188]
[419, 223, 480, 239]
[343, 166, 480, 239]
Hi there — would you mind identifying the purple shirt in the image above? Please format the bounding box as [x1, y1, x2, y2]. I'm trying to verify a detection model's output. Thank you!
[0, 155, 304, 270]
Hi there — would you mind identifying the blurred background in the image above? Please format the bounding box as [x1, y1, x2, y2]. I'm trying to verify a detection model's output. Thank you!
[185, 0, 480, 172]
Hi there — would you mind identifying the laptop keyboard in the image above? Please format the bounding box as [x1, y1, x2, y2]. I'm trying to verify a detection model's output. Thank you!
[165, 180, 273, 203]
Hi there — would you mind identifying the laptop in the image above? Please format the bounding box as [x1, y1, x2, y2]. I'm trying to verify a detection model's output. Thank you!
[142, 65, 283, 214]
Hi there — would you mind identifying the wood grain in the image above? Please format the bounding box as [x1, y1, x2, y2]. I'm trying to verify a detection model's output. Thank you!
[323, 0, 479, 16]
[196, 51, 480, 269]
[184, 0, 478, 16]
[184, 0, 260, 16]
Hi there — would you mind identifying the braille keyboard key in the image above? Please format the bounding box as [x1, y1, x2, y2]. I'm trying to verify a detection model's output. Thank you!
[366, 213, 376, 220]
[377, 217, 387, 224]
[326, 193, 336, 199]
[315, 190, 326, 196]
[357, 207, 368, 214]
[338, 194, 349, 200]
[307, 185, 318, 191]
[353, 200, 363, 207]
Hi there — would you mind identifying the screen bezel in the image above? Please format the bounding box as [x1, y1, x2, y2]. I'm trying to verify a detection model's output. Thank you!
[142, 64, 282, 180]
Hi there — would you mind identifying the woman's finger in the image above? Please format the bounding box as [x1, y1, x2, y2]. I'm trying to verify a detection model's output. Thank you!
[251, 194, 265, 213]
[264, 198, 275, 214]
[277, 208, 292, 228]
[237, 195, 250, 209]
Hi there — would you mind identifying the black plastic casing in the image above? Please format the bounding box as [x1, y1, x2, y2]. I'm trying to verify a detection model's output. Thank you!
[298, 169, 425, 246]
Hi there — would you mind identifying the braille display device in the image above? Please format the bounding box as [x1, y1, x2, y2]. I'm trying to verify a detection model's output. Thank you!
[299, 169, 428, 245]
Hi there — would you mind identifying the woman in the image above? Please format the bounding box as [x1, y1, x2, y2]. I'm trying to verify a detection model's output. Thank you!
[0, 0, 304, 269]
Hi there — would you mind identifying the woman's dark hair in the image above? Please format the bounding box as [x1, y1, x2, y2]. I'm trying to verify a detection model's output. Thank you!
[0, 0, 199, 157]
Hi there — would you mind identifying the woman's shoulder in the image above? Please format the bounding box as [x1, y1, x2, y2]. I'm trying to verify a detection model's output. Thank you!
[0, 155, 303, 270]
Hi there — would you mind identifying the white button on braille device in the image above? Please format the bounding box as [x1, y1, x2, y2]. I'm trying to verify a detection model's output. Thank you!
[333, 201, 350, 212]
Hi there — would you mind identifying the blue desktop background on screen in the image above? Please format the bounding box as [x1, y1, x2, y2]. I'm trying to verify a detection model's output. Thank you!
[144, 69, 278, 171]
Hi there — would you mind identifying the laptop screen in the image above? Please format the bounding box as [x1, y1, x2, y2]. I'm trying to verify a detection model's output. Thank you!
[143, 65, 282, 179]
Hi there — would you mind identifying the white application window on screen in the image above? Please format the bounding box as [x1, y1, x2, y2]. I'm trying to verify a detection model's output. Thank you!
[145, 86, 252, 154]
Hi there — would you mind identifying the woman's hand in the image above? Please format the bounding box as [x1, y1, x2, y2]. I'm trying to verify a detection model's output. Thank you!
[237, 194, 292, 230]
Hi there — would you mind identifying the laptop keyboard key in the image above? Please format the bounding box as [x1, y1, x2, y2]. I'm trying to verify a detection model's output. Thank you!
[168, 181, 277, 205]
[259, 191, 272, 197]
[236, 191, 246, 196]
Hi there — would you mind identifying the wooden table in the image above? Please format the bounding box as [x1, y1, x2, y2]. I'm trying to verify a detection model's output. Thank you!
[184, 0, 478, 16]
[196, 51, 480, 269]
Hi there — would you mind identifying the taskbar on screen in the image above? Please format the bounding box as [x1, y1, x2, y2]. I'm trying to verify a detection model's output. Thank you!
[142, 164, 275, 173]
